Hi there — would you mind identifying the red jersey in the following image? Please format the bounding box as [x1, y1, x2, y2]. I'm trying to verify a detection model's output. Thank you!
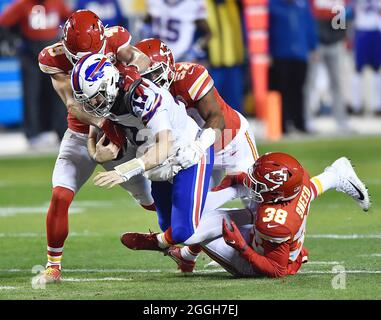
[310, 0, 347, 20]
[171, 62, 241, 152]
[38, 26, 131, 133]
[0, 0, 70, 41]
[247, 170, 312, 277]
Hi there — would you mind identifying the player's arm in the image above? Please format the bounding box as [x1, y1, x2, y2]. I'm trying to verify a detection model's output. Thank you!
[222, 219, 290, 278]
[50, 73, 103, 127]
[87, 126, 120, 164]
[197, 89, 225, 131]
[117, 44, 151, 74]
[93, 129, 173, 188]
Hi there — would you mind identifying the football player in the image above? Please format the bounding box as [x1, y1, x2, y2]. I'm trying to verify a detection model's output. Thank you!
[119, 38, 259, 272]
[36, 9, 153, 284]
[168, 153, 370, 278]
[71, 53, 215, 255]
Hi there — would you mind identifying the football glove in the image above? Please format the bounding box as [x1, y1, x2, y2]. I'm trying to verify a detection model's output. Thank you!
[222, 218, 249, 253]
[122, 65, 144, 96]
[99, 119, 126, 149]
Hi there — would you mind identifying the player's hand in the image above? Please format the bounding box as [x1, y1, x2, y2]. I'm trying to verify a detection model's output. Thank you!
[93, 134, 120, 163]
[122, 65, 144, 96]
[222, 218, 249, 253]
[93, 170, 125, 189]
[99, 119, 126, 149]
[174, 141, 205, 169]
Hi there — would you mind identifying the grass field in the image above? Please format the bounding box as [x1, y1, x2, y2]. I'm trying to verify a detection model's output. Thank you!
[0, 135, 380, 300]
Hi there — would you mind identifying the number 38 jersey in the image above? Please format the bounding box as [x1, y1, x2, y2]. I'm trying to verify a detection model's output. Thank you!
[171, 62, 241, 151]
[38, 26, 131, 134]
[251, 170, 312, 263]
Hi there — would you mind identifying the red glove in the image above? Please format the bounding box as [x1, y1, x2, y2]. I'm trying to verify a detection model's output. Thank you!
[222, 218, 249, 253]
[99, 119, 126, 149]
[212, 172, 248, 192]
[121, 65, 144, 96]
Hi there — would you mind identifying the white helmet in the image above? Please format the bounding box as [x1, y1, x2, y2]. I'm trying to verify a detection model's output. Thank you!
[71, 53, 120, 117]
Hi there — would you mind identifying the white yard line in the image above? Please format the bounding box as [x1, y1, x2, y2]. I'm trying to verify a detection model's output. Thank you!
[62, 277, 132, 282]
[1, 268, 381, 275]
[0, 231, 98, 238]
[0, 286, 17, 290]
[357, 253, 381, 257]
[308, 234, 381, 239]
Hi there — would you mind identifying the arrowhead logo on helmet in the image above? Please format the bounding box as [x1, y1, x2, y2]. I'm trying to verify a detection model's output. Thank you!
[264, 169, 289, 185]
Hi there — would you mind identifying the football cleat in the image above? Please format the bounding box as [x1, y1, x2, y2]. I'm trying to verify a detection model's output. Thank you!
[328, 157, 370, 211]
[33, 266, 61, 285]
[165, 246, 196, 273]
[120, 231, 164, 251]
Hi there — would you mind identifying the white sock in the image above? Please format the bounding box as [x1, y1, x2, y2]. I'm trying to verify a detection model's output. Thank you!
[180, 246, 199, 262]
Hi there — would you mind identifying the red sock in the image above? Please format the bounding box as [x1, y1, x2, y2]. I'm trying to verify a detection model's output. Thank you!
[141, 203, 156, 211]
[163, 227, 176, 246]
[46, 187, 74, 268]
[188, 244, 202, 255]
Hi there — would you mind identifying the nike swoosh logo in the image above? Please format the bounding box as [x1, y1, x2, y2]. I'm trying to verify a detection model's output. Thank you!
[267, 224, 279, 229]
[229, 240, 236, 245]
[349, 181, 365, 201]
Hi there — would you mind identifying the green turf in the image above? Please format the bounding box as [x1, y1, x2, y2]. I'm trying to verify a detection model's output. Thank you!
[0, 135, 380, 299]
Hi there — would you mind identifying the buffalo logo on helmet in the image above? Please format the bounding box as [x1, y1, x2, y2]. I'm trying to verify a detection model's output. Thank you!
[85, 58, 112, 82]
[264, 169, 289, 185]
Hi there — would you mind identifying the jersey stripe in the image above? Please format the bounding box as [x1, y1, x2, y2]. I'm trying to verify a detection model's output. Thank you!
[188, 70, 209, 100]
[39, 63, 65, 74]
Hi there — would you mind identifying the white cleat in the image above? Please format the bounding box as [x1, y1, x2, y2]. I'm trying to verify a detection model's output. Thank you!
[329, 157, 370, 212]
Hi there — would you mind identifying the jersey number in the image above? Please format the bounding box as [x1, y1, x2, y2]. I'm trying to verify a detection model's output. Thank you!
[262, 208, 288, 225]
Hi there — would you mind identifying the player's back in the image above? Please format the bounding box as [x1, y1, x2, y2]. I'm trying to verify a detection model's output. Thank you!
[131, 79, 200, 148]
[171, 62, 241, 150]
[251, 171, 312, 262]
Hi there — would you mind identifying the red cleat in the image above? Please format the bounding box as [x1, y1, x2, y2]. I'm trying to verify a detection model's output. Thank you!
[165, 246, 196, 273]
[120, 231, 164, 251]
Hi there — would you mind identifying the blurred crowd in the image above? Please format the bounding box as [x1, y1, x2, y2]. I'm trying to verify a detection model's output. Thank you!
[0, 0, 381, 147]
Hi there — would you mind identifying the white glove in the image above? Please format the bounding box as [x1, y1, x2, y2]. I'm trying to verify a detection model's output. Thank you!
[174, 128, 216, 170]
[175, 141, 205, 169]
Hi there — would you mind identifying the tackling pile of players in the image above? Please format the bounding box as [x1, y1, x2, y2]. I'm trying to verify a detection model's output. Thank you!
[35, 10, 370, 284]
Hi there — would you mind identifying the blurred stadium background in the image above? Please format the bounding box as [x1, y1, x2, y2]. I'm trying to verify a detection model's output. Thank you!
[0, 0, 380, 300]
[1, 0, 381, 155]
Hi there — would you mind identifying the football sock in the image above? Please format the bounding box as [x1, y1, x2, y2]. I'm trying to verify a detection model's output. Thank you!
[157, 228, 175, 248]
[46, 186, 74, 269]
[141, 203, 156, 211]
[180, 245, 202, 262]
[310, 170, 338, 200]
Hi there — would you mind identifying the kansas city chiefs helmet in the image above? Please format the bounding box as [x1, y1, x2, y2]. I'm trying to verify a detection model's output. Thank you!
[246, 152, 304, 203]
[62, 10, 106, 65]
[135, 38, 175, 90]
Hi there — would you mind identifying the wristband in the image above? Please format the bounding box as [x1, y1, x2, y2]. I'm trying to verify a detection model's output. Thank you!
[114, 157, 145, 180]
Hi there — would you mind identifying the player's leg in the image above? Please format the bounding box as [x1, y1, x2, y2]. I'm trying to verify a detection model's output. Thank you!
[310, 157, 370, 211]
[201, 224, 258, 277]
[120, 180, 173, 251]
[166, 207, 255, 272]
[39, 129, 97, 283]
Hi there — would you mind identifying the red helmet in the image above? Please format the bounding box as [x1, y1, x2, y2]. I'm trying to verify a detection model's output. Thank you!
[135, 38, 175, 90]
[245, 152, 304, 203]
[62, 10, 106, 65]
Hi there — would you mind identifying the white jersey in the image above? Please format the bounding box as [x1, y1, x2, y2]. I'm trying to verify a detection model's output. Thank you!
[354, 0, 381, 31]
[114, 79, 200, 151]
[146, 0, 207, 60]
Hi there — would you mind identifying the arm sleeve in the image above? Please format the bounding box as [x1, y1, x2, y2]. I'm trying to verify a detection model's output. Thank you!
[240, 241, 290, 278]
